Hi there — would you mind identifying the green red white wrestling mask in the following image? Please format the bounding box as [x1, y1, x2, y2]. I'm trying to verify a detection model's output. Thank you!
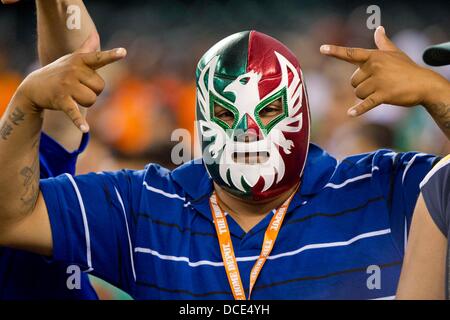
[196, 31, 310, 200]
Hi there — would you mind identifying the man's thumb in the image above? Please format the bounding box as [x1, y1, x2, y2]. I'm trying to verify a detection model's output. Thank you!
[374, 26, 398, 51]
[77, 32, 101, 54]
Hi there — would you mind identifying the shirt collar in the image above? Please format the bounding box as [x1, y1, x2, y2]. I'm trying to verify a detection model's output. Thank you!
[298, 143, 337, 196]
[171, 143, 337, 221]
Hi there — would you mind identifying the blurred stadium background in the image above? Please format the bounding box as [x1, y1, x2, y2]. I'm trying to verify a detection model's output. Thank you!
[0, 0, 449, 299]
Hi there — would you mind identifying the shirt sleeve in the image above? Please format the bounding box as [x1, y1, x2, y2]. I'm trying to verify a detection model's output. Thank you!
[396, 152, 439, 222]
[377, 151, 438, 255]
[39, 132, 89, 178]
[39, 168, 145, 292]
[421, 155, 450, 237]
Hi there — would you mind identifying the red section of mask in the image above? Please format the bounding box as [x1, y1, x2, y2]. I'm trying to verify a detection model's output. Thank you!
[247, 31, 302, 99]
[244, 30, 310, 201]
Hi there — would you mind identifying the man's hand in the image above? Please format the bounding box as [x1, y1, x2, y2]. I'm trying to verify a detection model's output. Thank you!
[17, 36, 126, 132]
[320, 26, 449, 117]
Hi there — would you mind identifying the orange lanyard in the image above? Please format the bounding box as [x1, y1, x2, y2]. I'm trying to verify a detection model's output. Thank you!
[209, 189, 297, 300]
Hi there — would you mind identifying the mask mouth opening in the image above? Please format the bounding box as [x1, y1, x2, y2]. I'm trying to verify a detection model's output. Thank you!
[232, 151, 270, 164]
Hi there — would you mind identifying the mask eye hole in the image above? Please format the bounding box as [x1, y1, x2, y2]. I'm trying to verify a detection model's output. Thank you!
[239, 77, 250, 85]
[258, 98, 283, 126]
[214, 103, 235, 128]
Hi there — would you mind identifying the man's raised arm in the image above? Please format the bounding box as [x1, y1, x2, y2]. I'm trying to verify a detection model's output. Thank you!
[36, 0, 100, 151]
[320, 26, 450, 140]
[0, 40, 126, 255]
[36, 0, 99, 66]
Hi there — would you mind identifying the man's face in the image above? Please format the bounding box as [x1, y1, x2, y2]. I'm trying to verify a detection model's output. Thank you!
[195, 31, 310, 201]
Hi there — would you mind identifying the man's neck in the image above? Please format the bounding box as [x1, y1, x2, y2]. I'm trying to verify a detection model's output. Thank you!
[213, 182, 299, 233]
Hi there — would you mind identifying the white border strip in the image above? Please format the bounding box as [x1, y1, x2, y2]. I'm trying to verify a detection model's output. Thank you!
[135, 228, 391, 268]
[267, 228, 391, 260]
[420, 156, 450, 189]
[135, 247, 225, 267]
[65, 174, 93, 272]
[402, 153, 427, 184]
[371, 295, 395, 300]
[114, 187, 137, 282]
[143, 181, 185, 201]
[324, 167, 379, 190]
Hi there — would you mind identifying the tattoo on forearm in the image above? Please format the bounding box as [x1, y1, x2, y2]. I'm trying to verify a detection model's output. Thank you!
[19, 138, 40, 212]
[0, 107, 26, 140]
[428, 103, 450, 131]
[9, 107, 25, 126]
[0, 123, 13, 140]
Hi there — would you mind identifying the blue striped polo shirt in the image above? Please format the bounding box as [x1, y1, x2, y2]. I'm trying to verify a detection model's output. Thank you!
[40, 144, 438, 299]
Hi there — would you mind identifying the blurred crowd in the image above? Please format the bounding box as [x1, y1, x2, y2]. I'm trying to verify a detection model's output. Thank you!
[0, 0, 449, 299]
[1, 0, 449, 175]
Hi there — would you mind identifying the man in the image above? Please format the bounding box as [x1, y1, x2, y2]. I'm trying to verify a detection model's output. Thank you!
[0, 0, 98, 299]
[395, 41, 450, 300]
[0, 3, 449, 298]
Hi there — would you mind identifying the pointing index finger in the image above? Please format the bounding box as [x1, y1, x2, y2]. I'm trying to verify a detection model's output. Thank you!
[320, 45, 371, 65]
[81, 48, 127, 70]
